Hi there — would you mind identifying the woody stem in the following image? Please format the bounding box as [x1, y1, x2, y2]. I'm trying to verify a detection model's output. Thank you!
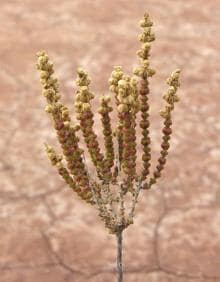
[116, 230, 123, 282]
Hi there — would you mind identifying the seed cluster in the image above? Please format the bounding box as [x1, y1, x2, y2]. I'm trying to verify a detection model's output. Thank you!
[116, 76, 139, 190]
[143, 69, 181, 189]
[36, 52, 92, 203]
[109, 66, 124, 169]
[134, 13, 156, 181]
[45, 144, 81, 194]
[98, 96, 114, 170]
[74, 68, 110, 180]
[109, 69, 140, 191]
[37, 12, 180, 234]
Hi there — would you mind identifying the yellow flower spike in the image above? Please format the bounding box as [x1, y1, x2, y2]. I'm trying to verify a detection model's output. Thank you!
[167, 69, 181, 88]
[75, 69, 111, 181]
[139, 12, 153, 28]
[76, 68, 91, 87]
[99, 95, 115, 171]
[109, 67, 123, 86]
[37, 52, 92, 199]
[161, 69, 181, 117]
[146, 69, 181, 190]
[134, 13, 156, 180]
[45, 144, 62, 166]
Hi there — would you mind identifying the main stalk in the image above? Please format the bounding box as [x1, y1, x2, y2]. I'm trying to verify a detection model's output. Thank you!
[116, 231, 123, 282]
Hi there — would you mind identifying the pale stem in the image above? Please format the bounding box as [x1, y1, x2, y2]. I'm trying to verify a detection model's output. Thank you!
[116, 230, 123, 282]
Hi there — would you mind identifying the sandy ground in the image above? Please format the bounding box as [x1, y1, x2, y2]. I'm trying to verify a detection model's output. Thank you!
[0, 0, 220, 281]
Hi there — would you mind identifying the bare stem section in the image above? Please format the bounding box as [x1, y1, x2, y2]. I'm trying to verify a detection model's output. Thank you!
[37, 11, 181, 282]
[116, 231, 123, 282]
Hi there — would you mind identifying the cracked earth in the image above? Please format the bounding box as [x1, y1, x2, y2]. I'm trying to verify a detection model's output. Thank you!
[1, 0, 220, 281]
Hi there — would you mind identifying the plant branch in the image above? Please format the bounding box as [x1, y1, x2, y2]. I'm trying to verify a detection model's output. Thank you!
[116, 230, 123, 282]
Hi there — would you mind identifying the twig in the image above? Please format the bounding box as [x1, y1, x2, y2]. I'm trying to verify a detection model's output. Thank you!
[116, 230, 123, 282]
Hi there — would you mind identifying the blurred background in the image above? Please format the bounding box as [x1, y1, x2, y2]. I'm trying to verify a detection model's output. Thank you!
[1, 0, 220, 281]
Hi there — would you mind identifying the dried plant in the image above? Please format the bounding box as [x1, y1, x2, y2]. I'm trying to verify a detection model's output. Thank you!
[36, 12, 180, 282]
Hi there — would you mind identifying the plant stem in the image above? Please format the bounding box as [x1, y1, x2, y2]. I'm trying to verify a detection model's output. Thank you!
[116, 230, 123, 282]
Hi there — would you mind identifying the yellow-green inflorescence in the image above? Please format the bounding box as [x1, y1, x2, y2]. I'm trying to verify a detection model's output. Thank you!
[134, 12, 156, 181]
[45, 144, 80, 193]
[108, 66, 124, 172]
[37, 12, 180, 234]
[146, 69, 180, 188]
[98, 96, 115, 171]
[109, 74, 140, 191]
[36, 52, 93, 203]
[74, 68, 112, 181]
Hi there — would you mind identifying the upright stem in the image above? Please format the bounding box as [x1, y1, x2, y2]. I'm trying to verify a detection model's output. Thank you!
[116, 230, 123, 282]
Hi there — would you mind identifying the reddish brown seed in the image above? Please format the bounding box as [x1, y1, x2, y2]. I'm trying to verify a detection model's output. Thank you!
[96, 155, 104, 161]
[158, 157, 166, 165]
[141, 104, 150, 111]
[140, 95, 148, 102]
[55, 122, 64, 130]
[161, 142, 170, 150]
[163, 127, 172, 135]
[142, 129, 149, 135]
[141, 111, 149, 117]
[142, 169, 149, 177]
[143, 161, 151, 168]
[164, 119, 172, 126]
[142, 154, 151, 161]
[140, 120, 150, 129]
[140, 89, 149, 95]
[163, 135, 171, 142]
[154, 171, 161, 178]
[156, 164, 164, 171]
[141, 137, 150, 145]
